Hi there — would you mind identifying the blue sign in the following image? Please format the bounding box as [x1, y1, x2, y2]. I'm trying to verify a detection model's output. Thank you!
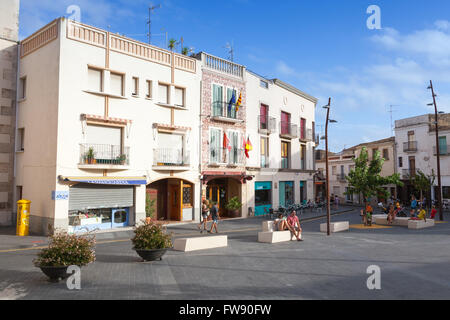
[52, 191, 69, 200]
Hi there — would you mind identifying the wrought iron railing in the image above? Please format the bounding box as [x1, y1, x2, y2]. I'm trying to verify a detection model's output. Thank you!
[280, 121, 298, 138]
[402, 169, 418, 179]
[212, 101, 242, 120]
[210, 147, 245, 165]
[80, 144, 130, 165]
[403, 141, 418, 152]
[258, 115, 276, 133]
[433, 145, 450, 156]
[153, 148, 190, 166]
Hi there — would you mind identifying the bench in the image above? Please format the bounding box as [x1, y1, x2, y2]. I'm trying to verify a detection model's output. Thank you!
[407, 219, 435, 229]
[173, 235, 228, 252]
[320, 221, 349, 233]
[374, 215, 409, 226]
[258, 221, 301, 243]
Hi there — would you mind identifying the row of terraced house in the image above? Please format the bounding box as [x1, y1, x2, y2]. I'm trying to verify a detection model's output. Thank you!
[0, 14, 319, 234]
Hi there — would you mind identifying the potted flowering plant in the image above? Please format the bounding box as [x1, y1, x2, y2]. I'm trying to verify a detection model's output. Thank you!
[33, 232, 96, 282]
[131, 220, 172, 262]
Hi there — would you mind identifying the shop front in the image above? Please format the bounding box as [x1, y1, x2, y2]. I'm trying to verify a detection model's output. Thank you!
[61, 176, 147, 233]
[255, 181, 272, 216]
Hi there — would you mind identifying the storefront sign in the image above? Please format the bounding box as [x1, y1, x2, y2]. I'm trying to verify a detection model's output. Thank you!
[52, 191, 69, 200]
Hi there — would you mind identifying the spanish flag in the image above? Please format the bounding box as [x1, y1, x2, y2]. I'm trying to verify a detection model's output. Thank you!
[244, 136, 252, 158]
[236, 92, 242, 112]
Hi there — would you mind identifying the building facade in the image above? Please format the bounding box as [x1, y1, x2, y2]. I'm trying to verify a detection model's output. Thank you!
[395, 113, 450, 203]
[195, 52, 249, 218]
[16, 18, 201, 234]
[0, 0, 20, 226]
[245, 71, 318, 216]
[316, 137, 396, 204]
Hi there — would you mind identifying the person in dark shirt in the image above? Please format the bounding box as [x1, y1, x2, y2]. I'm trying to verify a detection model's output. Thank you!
[208, 203, 220, 234]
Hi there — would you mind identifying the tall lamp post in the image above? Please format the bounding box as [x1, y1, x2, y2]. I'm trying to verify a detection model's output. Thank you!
[321, 98, 337, 236]
[427, 80, 444, 221]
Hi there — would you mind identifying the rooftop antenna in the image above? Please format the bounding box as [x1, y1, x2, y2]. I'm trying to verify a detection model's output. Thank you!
[388, 104, 399, 136]
[224, 41, 234, 62]
[147, 4, 161, 44]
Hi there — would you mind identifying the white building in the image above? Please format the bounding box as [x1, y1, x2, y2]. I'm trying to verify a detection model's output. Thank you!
[245, 71, 318, 215]
[395, 113, 450, 203]
[16, 18, 201, 234]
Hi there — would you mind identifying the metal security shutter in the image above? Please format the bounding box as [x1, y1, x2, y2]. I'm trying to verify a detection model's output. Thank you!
[69, 184, 134, 211]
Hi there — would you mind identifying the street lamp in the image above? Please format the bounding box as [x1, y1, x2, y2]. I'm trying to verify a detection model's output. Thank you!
[321, 98, 337, 236]
[427, 80, 444, 221]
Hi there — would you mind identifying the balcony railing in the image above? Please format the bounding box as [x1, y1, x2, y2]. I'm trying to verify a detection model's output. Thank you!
[210, 147, 245, 165]
[402, 169, 418, 179]
[336, 174, 347, 181]
[258, 115, 276, 134]
[299, 128, 314, 142]
[403, 141, 418, 152]
[433, 145, 450, 156]
[200, 52, 245, 78]
[80, 144, 130, 166]
[211, 101, 243, 122]
[153, 148, 190, 167]
[280, 122, 298, 138]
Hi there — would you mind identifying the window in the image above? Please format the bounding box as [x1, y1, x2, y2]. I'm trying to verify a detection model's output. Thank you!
[227, 131, 240, 164]
[88, 68, 102, 92]
[146, 80, 152, 99]
[174, 87, 185, 107]
[260, 80, 269, 89]
[383, 148, 389, 160]
[439, 136, 448, 155]
[300, 144, 306, 170]
[300, 118, 306, 140]
[398, 157, 403, 168]
[260, 137, 269, 168]
[157, 133, 184, 165]
[226, 88, 237, 118]
[372, 148, 378, 159]
[19, 77, 26, 99]
[110, 73, 124, 96]
[210, 128, 222, 164]
[281, 112, 291, 135]
[132, 77, 139, 96]
[281, 141, 290, 169]
[182, 184, 193, 207]
[260, 104, 269, 130]
[212, 84, 224, 116]
[17, 128, 24, 151]
[332, 166, 337, 175]
[312, 121, 315, 141]
[85, 125, 123, 163]
[158, 83, 169, 104]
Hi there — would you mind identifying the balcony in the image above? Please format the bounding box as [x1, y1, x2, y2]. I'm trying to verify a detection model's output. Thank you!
[153, 148, 190, 171]
[258, 115, 276, 134]
[402, 169, 418, 179]
[211, 101, 244, 124]
[79, 144, 130, 169]
[279, 122, 298, 139]
[336, 174, 347, 182]
[199, 52, 245, 79]
[299, 128, 314, 142]
[209, 147, 245, 166]
[403, 141, 418, 152]
[433, 145, 450, 156]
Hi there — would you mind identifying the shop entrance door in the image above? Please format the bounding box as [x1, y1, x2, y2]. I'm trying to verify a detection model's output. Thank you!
[207, 184, 227, 216]
[112, 208, 129, 228]
[169, 184, 181, 221]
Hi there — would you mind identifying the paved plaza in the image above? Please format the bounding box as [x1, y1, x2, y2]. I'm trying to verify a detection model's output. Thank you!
[0, 207, 449, 300]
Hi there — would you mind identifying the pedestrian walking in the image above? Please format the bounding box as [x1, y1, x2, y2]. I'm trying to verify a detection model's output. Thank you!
[198, 199, 210, 233]
[334, 195, 339, 210]
[410, 195, 418, 218]
[208, 203, 220, 234]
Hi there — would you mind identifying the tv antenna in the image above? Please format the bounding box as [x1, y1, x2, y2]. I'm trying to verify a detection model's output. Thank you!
[224, 41, 234, 62]
[147, 4, 161, 44]
[388, 104, 399, 136]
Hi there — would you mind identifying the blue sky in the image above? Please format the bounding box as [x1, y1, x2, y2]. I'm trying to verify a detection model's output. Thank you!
[19, 0, 450, 152]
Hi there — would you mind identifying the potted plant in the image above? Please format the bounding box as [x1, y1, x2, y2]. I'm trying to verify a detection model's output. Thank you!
[85, 147, 95, 164]
[225, 196, 242, 218]
[131, 220, 172, 262]
[116, 154, 127, 165]
[33, 232, 96, 282]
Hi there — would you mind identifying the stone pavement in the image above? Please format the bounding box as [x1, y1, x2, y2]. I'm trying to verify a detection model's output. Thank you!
[0, 207, 449, 300]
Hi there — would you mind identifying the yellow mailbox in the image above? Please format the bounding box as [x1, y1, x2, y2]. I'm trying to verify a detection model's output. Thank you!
[16, 199, 31, 236]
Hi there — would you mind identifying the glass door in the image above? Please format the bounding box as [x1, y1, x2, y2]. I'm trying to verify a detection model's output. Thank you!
[112, 208, 129, 228]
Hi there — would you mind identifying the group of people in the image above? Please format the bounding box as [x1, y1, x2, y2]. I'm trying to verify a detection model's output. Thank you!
[273, 210, 303, 241]
[197, 199, 220, 234]
[408, 195, 438, 221]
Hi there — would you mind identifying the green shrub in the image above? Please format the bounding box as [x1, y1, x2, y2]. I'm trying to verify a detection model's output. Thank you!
[33, 232, 96, 267]
[131, 221, 172, 250]
[225, 196, 242, 211]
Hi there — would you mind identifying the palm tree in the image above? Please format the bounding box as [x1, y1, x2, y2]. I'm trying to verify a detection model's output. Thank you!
[168, 38, 177, 51]
[181, 47, 189, 56]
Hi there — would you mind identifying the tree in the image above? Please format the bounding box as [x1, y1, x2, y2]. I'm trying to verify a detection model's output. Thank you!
[181, 47, 189, 56]
[345, 147, 403, 213]
[168, 38, 177, 51]
[409, 169, 435, 206]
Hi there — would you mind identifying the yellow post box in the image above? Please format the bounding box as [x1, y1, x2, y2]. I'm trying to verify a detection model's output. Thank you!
[16, 199, 31, 236]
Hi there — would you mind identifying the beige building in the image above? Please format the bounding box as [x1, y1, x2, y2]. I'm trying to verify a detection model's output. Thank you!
[0, 0, 20, 226]
[17, 18, 201, 234]
[316, 137, 396, 204]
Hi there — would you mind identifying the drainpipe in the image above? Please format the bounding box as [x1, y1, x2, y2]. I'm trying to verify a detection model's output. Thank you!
[13, 39, 20, 224]
[198, 79, 203, 223]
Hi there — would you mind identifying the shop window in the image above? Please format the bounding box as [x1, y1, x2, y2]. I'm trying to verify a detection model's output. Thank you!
[183, 185, 193, 207]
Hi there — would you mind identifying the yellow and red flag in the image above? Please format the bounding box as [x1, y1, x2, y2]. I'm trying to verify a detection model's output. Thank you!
[236, 92, 242, 112]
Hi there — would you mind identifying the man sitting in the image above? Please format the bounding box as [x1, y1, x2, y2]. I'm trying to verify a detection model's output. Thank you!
[287, 210, 303, 241]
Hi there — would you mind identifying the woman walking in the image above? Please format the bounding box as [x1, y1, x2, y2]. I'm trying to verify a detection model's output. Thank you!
[198, 199, 210, 233]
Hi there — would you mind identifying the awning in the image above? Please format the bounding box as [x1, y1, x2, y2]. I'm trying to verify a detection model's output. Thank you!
[59, 176, 147, 185]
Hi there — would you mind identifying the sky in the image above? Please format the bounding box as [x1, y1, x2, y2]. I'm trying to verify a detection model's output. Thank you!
[19, 0, 450, 152]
